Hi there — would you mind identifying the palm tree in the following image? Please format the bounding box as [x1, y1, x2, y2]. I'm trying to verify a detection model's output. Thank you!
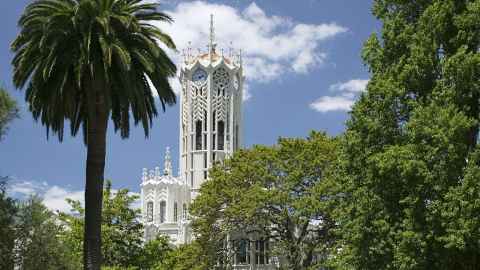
[11, 0, 177, 269]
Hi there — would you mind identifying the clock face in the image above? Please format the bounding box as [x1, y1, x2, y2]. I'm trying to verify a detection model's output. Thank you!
[192, 69, 207, 83]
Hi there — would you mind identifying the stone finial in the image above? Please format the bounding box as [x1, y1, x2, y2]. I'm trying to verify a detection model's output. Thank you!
[209, 14, 218, 62]
[155, 166, 161, 178]
[142, 168, 148, 182]
[149, 169, 155, 179]
[209, 14, 216, 54]
[164, 147, 173, 176]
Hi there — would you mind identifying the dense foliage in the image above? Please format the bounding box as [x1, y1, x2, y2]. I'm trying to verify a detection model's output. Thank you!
[191, 132, 339, 269]
[0, 87, 19, 141]
[138, 235, 173, 270]
[0, 179, 17, 269]
[0, 180, 175, 270]
[15, 196, 76, 270]
[156, 241, 206, 270]
[0, 190, 76, 270]
[60, 180, 146, 269]
[333, 0, 480, 269]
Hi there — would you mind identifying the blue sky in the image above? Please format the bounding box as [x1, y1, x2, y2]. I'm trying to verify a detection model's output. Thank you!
[0, 0, 380, 211]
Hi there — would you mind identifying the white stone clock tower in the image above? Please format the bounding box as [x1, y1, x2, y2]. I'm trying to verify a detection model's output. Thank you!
[179, 15, 244, 199]
[140, 15, 244, 246]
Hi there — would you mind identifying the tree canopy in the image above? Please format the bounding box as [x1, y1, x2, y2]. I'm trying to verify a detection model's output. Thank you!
[191, 132, 339, 270]
[15, 196, 77, 270]
[333, 0, 480, 269]
[0, 179, 17, 269]
[0, 88, 19, 141]
[60, 180, 145, 269]
[155, 241, 206, 270]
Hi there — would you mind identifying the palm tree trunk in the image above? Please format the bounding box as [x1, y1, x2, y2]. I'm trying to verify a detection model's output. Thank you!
[84, 93, 108, 270]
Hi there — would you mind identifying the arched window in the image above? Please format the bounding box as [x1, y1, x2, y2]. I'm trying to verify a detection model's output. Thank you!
[173, 202, 178, 222]
[204, 110, 207, 131]
[183, 203, 188, 219]
[218, 121, 225, 150]
[204, 152, 208, 168]
[213, 134, 216, 150]
[195, 120, 202, 150]
[160, 201, 166, 223]
[212, 111, 217, 150]
[146, 201, 153, 222]
[212, 111, 216, 131]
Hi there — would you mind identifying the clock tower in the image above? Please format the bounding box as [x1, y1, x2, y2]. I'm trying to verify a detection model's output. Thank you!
[179, 15, 244, 199]
[140, 15, 244, 246]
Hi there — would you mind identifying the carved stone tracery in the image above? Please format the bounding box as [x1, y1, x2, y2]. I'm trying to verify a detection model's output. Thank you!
[213, 67, 230, 92]
[190, 82, 207, 122]
[213, 67, 231, 122]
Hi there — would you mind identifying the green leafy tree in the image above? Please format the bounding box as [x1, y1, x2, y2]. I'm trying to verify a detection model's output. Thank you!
[60, 199, 85, 267]
[15, 196, 77, 270]
[60, 180, 144, 269]
[191, 132, 339, 270]
[11, 0, 177, 269]
[156, 241, 208, 270]
[137, 235, 173, 270]
[437, 148, 480, 269]
[0, 87, 19, 141]
[0, 178, 17, 270]
[334, 0, 480, 269]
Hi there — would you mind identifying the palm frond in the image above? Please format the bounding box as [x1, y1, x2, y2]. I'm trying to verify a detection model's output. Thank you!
[11, 0, 177, 141]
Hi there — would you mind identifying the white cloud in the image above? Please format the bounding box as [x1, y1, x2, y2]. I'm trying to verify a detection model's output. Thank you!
[8, 181, 39, 195]
[8, 180, 84, 213]
[151, 1, 347, 99]
[310, 96, 354, 112]
[43, 186, 83, 213]
[7, 180, 141, 213]
[310, 79, 369, 113]
[329, 79, 369, 93]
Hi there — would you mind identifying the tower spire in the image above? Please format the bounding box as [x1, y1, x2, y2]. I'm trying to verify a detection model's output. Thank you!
[209, 14, 216, 58]
[164, 147, 172, 176]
